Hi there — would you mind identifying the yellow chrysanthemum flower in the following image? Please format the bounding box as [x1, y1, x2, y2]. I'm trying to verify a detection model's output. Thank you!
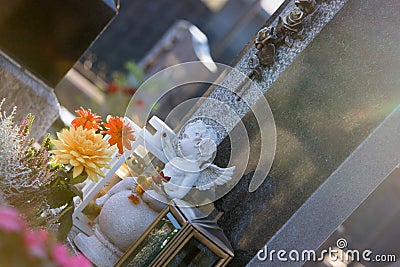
[52, 126, 115, 182]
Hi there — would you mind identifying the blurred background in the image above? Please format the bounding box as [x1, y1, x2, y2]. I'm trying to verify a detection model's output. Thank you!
[54, 0, 285, 118]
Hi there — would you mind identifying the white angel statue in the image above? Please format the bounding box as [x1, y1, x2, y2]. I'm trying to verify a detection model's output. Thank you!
[160, 120, 236, 200]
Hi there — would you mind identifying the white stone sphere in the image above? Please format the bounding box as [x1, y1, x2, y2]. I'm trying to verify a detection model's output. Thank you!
[98, 190, 158, 251]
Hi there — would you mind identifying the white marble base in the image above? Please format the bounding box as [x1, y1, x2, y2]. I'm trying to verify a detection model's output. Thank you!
[74, 190, 160, 266]
[74, 228, 123, 267]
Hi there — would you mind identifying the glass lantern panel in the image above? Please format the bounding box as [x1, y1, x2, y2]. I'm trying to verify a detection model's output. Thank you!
[167, 237, 220, 267]
[120, 212, 181, 267]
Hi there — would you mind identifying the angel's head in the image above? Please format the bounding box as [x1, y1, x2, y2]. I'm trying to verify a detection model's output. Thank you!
[178, 120, 217, 165]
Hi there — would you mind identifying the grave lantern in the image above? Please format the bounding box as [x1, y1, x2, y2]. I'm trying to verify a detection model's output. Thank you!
[116, 199, 234, 267]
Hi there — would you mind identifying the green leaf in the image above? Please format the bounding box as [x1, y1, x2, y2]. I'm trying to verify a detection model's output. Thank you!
[53, 168, 68, 181]
[68, 184, 83, 200]
[57, 204, 74, 242]
[70, 172, 88, 185]
[46, 185, 76, 208]
[124, 61, 144, 83]
[46, 168, 84, 208]
[112, 71, 127, 85]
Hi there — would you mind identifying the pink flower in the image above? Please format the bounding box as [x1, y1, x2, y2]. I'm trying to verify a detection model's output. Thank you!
[52, 243, 70, 266]
[52, 243, 92, 267]
[0, 207, 26, 232]
[66, 255, 92, 267]
[24, 229, 49, 258]
[0, 207, 92, 266]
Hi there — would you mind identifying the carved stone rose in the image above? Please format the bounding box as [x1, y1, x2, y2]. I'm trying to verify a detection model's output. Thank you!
[295, 0, 317, 15]
[255, 27, 277, 66]
[281, 7, 305, 36]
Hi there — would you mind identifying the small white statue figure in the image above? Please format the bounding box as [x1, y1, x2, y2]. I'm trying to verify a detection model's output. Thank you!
[161, 120, 236, 199]
[74, 120, 235, 267]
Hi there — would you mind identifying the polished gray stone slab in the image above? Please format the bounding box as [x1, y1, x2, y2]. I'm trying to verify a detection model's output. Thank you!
[0, 0, 117, 86]
[0, 51, 59, 139]
[247, 106, 400, 266]
[302, 163, 400, 267]
[208, 0, 400, 265]
[192, 0, 349, 145]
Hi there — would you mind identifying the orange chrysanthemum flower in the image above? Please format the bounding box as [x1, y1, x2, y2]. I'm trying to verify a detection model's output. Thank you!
[102, 116, 135, 154]
[52, 126, 115, 182]
[71, 107, 101, 130]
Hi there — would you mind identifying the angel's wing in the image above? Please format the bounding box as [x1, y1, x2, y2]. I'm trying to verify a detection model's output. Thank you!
[195, 164, 235, 191]
[161, 132, 178, 160]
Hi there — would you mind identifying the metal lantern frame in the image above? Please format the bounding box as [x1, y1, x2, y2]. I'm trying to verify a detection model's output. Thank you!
[116, 199, 234, 267]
